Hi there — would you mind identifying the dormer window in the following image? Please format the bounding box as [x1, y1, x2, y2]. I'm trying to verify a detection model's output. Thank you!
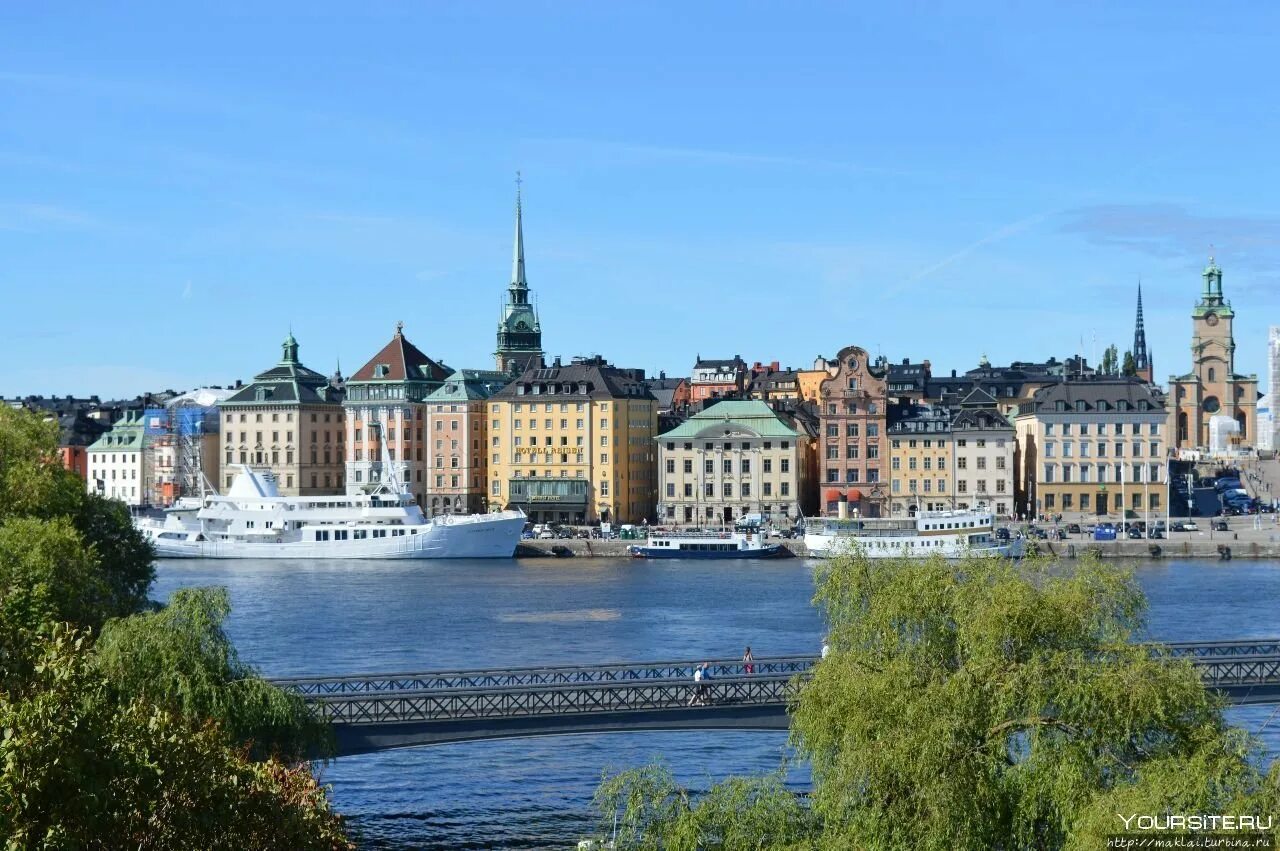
[255, 388, 269, 402]
[374, 364, 390, 378]
[1075, 400, 1085, 412]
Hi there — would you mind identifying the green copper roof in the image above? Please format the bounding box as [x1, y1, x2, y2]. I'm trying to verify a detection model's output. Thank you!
[87, 411, 147, 451]
[659, 400, 799, 439]
[426, 370, 511, 402]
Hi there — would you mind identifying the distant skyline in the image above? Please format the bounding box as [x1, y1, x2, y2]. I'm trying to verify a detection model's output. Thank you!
[1, 3, 1278, 398]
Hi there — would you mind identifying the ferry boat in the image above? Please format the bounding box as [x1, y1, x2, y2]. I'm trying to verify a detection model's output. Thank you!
[803, 506, 1020, 559]
[627, 526, 788, 559]
[135, 465, 525, 559]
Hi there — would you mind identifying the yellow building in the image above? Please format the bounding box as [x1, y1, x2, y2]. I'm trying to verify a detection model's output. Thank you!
[888, 404, 954, 516]
[797, 367, 828, 403]
[1014, 379, 1168, 519]
[488, 356, 657, 525]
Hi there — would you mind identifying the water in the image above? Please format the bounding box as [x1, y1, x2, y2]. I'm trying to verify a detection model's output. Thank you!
[152, 557, 1280, 849]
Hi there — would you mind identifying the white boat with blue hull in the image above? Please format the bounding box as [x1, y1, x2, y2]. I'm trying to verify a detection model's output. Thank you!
[136, 466, 525, 559]
[628, 528, 788, 560]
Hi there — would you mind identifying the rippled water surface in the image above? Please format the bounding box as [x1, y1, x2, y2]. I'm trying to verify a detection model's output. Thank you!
[153, 556, 1280, 849]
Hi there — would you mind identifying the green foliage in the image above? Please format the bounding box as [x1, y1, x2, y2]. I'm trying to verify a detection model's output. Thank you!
[0, 407, 82, 523]
[0, 625, 353, 851]
[594, 552, 1275, 850]
[1100, 344, 1121, 376]
[593, 765, 812, 851]
[72, 490, 156, 618]
[1122, 349, 1138, 377]
[94, 586, 332, 761]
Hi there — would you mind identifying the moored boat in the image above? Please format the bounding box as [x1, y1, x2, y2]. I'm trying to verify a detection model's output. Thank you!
[803, 506, 1021, 559]
[135, 465, 525, 559]
[628, 526, 788, 559]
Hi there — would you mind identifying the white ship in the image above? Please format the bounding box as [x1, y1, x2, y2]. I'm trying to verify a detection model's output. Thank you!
[803, 506, 1020, 559]
[136, 465, 525, 559]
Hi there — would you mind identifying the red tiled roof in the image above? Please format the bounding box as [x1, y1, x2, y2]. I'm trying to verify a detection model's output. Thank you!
[350, 329, 449, 383]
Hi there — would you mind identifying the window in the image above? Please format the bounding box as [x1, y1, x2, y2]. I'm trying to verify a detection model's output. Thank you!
[741, 459, 751, 474]
[741, 483, 750, 497]
[780, 458, 789, 473]
[867, 445, 879, 459]
[781, 482, 789, 496]
[600, 453, 608, 463]
[705, 482, 714, 496]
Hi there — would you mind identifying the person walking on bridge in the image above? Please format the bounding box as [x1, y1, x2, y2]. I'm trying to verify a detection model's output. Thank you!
[743, 646, 754, 675]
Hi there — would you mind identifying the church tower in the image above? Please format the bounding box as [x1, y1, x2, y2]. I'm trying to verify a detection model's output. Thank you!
[1168, 257, 1259, 449]
[494, 175, 544, 375]
[1131, 282, 1153, 383]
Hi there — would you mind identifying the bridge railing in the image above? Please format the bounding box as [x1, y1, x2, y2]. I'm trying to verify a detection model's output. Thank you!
[1162, 639, 1280, 659]
[271, 655, 817, 696]
[311, 673, 798, 725]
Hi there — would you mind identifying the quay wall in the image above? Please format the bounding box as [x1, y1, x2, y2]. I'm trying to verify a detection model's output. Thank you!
[516, 539, 1280, 560]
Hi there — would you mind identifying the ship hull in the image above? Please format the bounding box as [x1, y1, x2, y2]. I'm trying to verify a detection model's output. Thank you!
[143, 513, 526, 560]
[628, 543, 789, 559]
[803, 532, 1020, 560]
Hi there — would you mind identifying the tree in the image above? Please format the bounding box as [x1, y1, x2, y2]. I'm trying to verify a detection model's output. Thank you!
[1100, 344, 1120, 376]
[1122, 349, 1138, 377]
[592, 553, 1274, 850]
[0, 625, 352, 851]
[94, 587, 331, 762]
[0, 407, 83, 523]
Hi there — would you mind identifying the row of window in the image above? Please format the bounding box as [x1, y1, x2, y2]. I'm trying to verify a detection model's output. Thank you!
[1044, 422, 1158, 436]
[663, 458, 791, 475]
[891, 478, 1007, 494]
[1042, 441, 1161, 459]
[824, 402, 881, 415]
[662, 441, 793, 451]
[891, 456, 1006, 470]
[1041, 463, 1162, 484]
[1043, 492, 1160, 510]
[825, 445, 882, 460]
[664, 481, 791, 498]
[224, 412, 334, 424]
[889, 438, 1008, 449]
[89, 468, 138, 481]
[826, 423, 881, 437]
[825, 469, 882, 483]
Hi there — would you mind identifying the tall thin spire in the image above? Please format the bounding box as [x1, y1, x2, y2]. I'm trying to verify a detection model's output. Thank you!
[511, 171, 526, 289]
[1132, 280, 1150, 373]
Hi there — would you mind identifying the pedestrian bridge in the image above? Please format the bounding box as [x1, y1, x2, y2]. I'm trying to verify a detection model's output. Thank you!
[270, 640, 1280, 756]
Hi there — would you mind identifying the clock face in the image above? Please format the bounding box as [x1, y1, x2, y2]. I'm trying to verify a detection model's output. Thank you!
[1203, 396, 1220, 414]
[1206, 313, 1220, 326]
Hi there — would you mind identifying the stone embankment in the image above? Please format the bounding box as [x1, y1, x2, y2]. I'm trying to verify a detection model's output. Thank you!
[517, 536, 1280, 560]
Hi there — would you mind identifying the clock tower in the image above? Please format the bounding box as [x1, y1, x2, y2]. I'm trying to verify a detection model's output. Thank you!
[1168, 258, 1258, 449]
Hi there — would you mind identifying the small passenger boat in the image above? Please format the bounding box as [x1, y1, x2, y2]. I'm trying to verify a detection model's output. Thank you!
[627, 526, 788, 560]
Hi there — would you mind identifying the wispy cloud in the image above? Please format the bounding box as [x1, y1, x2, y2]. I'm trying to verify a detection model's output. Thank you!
[1061, 203, 1280, 263]
[0, 202, 98, 232]
[874, 209, 1055, 302]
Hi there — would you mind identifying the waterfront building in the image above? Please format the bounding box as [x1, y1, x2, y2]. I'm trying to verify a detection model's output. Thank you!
[950, 386, 1015, 517]
[343, 323, 450, 506]
[1168, 258, 1259, 450]
[424, 369, 511, 516]
[86, 410, 148, 505]
[796, 365, 829, 403]
[646, 374, 690, 414]
[888, 403, 952, 516]
[488, 356, 657, 525]
[1014, 378, 1167, 518]
[690, 355, 748, 402]
[494, 183, 545, 375]
[145, 388, 231, 505]
[887, 359, 932, 400]
[53, 411, 108, 480]
[219, 333, 345, 495]
[746, 364, 803, 401]
[817, 345, 889, 517]
[656, 400, 815, 526]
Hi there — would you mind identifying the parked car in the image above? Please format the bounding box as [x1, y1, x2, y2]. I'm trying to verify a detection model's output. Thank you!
[1127, 527, 1144, 539]
[538, 530, 555, 539]
[995, 527, 1011, 541]
[1213, 520, 1230, 531]
[1066, 523, 1081, 534]
[1147, 528, 1164, 539]
[520, 530, 535, 540]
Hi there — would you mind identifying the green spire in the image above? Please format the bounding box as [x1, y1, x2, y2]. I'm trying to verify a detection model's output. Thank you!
[281, 332, 300, 364]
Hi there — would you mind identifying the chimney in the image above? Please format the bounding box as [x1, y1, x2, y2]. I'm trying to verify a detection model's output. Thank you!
[659, 370, 666, 379]
[951, 370, 957, 378]
[553, 356, 562, 368]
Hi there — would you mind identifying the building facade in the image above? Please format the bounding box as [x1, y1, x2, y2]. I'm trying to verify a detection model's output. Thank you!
[86, 411, 148, 505]
[1014, 379, 1168, 518]
[1266, 326, 1280, 453]
[817, 345, 889, 517]
[219, 333, 345, 495]
[950, 387, 1015, 517]
[423, 369, 511, 516]
[1168, 259, 1259, 449]
[343, 323, 449, 505]
[488, 357, 657, 525]
[495, 184, 544, 375]
[690, 356, 748, 402]
[656, 400, 814, 526]
[888, 403, 952, 516]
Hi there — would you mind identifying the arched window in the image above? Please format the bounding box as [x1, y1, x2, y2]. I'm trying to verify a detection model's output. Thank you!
[1236, 412, 1247, 440]
[1208, 367, 1216, 382]
[1177, 412, 1189, 444]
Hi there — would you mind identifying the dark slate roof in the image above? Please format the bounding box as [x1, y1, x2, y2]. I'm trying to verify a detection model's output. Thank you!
[1024, 378, 1166, 414]
[222, 353, 341, 407]
[693, 355, 747, 371]
[55, 412, 109, 447]
[951, 407, 1013, 431]
[493, 357, 656, 402]
[349, 327, 449, 384]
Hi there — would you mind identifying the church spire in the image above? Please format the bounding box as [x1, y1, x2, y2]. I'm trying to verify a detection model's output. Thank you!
[511, 171, 527, 290]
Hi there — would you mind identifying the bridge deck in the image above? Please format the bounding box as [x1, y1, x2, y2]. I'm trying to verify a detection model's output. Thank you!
[273, 640, 1280, 755]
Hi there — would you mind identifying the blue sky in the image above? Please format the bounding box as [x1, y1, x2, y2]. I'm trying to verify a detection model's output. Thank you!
[2, 2, 1278, 398]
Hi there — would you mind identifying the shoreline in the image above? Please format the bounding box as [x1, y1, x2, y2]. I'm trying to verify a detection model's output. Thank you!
[516, 538, 1280, 560]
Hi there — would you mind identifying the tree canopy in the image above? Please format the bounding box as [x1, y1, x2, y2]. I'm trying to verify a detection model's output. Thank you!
[593, 553, 1278, 850]
[0, 405, 350, 847]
